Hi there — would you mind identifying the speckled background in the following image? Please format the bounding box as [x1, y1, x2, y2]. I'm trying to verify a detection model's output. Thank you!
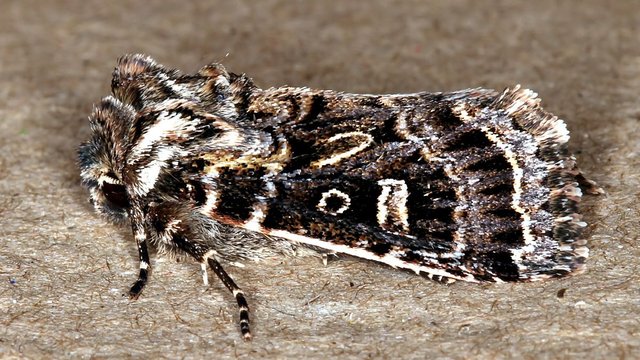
[1, 1, 639, 359]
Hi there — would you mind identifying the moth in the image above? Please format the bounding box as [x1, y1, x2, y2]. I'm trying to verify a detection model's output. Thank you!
[78, 54, 600, 340]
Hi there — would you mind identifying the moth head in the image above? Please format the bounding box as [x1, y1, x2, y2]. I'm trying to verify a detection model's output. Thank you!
[78, 96, 135, 223]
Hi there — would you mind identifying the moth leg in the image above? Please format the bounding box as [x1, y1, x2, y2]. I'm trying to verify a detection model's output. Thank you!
[147, 202, 252, 340]
[423, 273, 456, 285]
[320, 252, 338, 266]
[321, 253, 329, 266]
[129, 224, 151, 299]
[200, 263, 209, 286]
[206, 255, 252, 341]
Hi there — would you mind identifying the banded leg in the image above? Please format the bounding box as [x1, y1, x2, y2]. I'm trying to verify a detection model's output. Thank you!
[207, 257, 251, 341]
[144, 202, 252, 339]
[129, 225, 151, 299]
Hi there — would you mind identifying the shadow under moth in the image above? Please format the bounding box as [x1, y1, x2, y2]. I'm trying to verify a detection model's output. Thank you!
[78, 54, 600, 340]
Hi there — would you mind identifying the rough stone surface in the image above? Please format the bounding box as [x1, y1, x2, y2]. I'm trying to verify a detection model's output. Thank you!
[1, 1, 638, 359]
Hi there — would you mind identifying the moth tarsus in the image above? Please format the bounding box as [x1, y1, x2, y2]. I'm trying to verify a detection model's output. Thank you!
[78, 54, 599, 340]
[207, 256, 252, 341]
[128, 229, 150, 299]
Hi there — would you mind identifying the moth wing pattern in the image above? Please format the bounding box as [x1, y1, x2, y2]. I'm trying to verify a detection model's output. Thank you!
[213, 85, 595, 283]
[78, 54, 599, 340]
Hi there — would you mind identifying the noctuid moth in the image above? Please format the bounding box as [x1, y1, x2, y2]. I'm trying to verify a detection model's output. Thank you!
[78, 54, 600, 340]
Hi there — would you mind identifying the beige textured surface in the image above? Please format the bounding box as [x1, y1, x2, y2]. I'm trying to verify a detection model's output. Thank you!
[1, 1, 639, 359]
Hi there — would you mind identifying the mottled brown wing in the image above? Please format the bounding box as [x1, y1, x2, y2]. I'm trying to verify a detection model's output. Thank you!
[223, 87, 589, 282]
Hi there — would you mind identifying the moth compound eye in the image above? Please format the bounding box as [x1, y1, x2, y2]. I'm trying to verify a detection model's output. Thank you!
[102, 182, 130, 209]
